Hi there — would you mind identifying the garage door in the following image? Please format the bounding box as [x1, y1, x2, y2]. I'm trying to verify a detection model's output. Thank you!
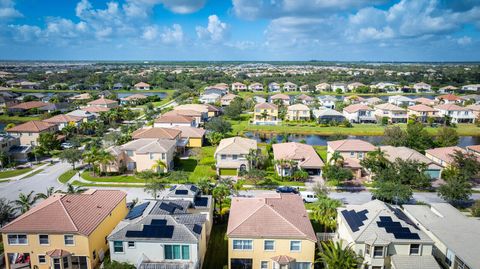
[219, 168, 237, 176]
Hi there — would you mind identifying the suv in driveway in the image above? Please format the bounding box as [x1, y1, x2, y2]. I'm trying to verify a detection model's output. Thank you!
[275, 186, 299, 194]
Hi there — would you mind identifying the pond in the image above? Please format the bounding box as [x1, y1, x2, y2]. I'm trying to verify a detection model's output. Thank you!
[117, 92, 167, 98]
[244, 132, 480, 147]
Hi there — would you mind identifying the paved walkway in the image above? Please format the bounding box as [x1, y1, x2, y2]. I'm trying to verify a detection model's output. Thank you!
[1, 162, 50, 181]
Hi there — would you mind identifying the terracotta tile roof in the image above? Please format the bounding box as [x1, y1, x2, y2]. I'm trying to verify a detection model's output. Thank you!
[155, 114, 194, 123]
[467, 145, 480, 153]
[343, 104, 372, 113]
[1, 190, 126, 235]
[271, 255, 296, 265]
[273, 142, 324, 168]
[164, 109, 202, 117]
[43, 114, 83, 124]
[121, 93, 148, 101]
[6, 120, 57, 133]
[270, 93, 290, 100]
[174, 104, 209, 113]
[425, 146, 466, 164]
[466, 104, 480, 111]
[221, 93, 238, 101]
[413, 97, 436, 105]
[437, 94, 464, 101]
[297, 94, 313, 101]
[408, 104, 436, 112]
[87, 97, 117, 105]
[255, 102, 278, 110]
[132, 127, 181, 140]
[47, 249, 71, 258]
[434, 104, 469, 111]
[9, 101, 49, 110]
[204, 103, 220, 112]
[81, 106, 110, 113]
[69, 93, 92, 100]
[170, 126, 206, 138]
[375, 103, 405, 111]
[215, 136, 257, 155]
[327, 139, 376, 152]
[287, 104, 310, 111]
[134, 82, 150, 87]
[227, 194, 316, 241]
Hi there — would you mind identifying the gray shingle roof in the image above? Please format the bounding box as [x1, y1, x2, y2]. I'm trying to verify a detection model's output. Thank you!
[391, 255, 440, 269]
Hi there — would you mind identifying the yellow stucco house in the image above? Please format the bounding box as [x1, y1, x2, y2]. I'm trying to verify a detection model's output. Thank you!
[227, 194, 316, 269]
[253, 103, 279, 125]
[1, 190, 128, 269]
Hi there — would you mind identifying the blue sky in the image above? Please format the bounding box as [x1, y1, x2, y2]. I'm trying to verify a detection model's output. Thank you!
[1, 0, 480, 61]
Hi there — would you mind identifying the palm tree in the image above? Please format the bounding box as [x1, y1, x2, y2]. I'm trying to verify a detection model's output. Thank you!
[83, 147, 99, 176]
[35, 187, 56, 200]
[245, 148, 258, 170]
[144, 178, 165, 199]
[311, 197, 342, 232]
[329, 151, 344, 167]
[318, 241, 363, 269]
[0, 198, 16, 226]
[13, 191, 38, 213]
[151, 160, 167, 174]
[61, 184, 86, 194]
[97, 150, 115, 176]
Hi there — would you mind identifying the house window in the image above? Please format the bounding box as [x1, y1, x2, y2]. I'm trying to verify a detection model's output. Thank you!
[359, 152, 364, 159]
[113, 241, 124, 253]
[373, 246, 383, 257]
[64, 235, 75, 246]
[53, 258, 61, 269]
[295, 262, 311, 269]
[162, 153, 166, 159]
[233, 240, 253, 250]
[128, 241, 135, 248]
[149, 153, 154, 160]
[63, 257, 69, 268]
[164, 245, 190, 260]
[264, 240, 275, 251]
[221, 155, 226, 160]
[365, 244, 370, 255]
[290, 241, 301, 252]
[410, 244, 420, 255]
[92, 250, 96, 260]
[39, 234, 49, 245]
[231, 259, 253, 269]
[7, 234, 28, 245]
[232, 155, 238, 160]
[126, 150, 133, 157]
[38, 255, 46, 264]
[350, 151, 355, 157]
[261, 261, 268, 269]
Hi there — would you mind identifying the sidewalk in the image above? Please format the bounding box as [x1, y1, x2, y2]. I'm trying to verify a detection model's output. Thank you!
[3, 162, 50, 181]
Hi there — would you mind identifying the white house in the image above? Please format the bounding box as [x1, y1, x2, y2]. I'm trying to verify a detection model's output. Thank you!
[231, 82, 247, 91]
[388, 95, 415, 107]
[318, 95, 337, 109]
[374, 103, 408, 123]
[199, 93, 221, 104]
[268, 82, 281, 92]
[433, 104, 475, 123]
[461, 84, 480, 92]
[343, 104, 376, 123]
[248, 82, 263, 91]
[282, 82, 298, 91]
[413, 82, 432, 93]
[315, 83, 331, 91]
[331, 82, 347, 92]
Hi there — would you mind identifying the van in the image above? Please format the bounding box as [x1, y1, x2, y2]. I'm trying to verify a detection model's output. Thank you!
[300, 191, 318, 203]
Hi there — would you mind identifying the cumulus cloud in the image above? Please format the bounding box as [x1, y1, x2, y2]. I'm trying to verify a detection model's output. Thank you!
[142, 24, 184, 44]
[123, 0, 205, 17]
[0, 0, 22, 20]
[196, 15, 229, 43]
[457, 36, 472, 45]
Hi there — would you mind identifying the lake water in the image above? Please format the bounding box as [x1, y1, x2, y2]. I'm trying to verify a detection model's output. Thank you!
[117, 92, 167, 98]
[244, 132, 480, 147]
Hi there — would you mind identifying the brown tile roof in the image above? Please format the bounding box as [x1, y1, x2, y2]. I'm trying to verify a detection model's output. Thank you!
[164, 109, 202, 117]
[132, 127, 181, 140]
[425, 146, 466, 164]
[9, 101, 49, 110]
[467, 145, 480, 153]
[154, 114, 194, 123]
[121, 93, 148, 101]
[270, 93, 290, 100]
[297, 94, 313, 101]
[170, 126, 206, 138]
[343, 104, 372, 113]
[408, 104, 436, 112]
[327, 139, 376, 152]
[1, 190, 126, 236]
[255, 102, 278, 110]
[43, 114, 83, 124]
[227, 194, 316, 241]
[434, 104, 469, 111]
[87, 97, 117, 105]
[374, 103, 405, 111]
[273, 142, 324, 168]
[437, 94, 464, 101]
[47, 249, 71, 258]
[134, 82, 150, 87]
[413, 97, 435, 105]
[6, 120, 57, 133]
[81, 106, 110, 113]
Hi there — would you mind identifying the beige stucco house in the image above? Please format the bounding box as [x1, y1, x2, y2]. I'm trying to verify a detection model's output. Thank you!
[6, 120, 58, 146]
[287, 104, 310, 121]
[214, 137, 257, 176]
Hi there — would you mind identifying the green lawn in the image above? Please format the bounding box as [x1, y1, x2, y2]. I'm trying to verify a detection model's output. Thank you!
[0, 114, 41, 123]
[81, 171, 145, 183]
[0, 168, 34, 179]
[314, 146, 328, 161]
[177, 146, 217, 182]
[20, 169, 44, 179]
[59, 169, 77, 183]
[203, 223, 228, 269]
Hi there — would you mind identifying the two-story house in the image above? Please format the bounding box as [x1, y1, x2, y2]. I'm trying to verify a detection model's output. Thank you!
[154, 114, 197, 128]
[334, 200, 439, 269]
[253, 103, 279, 125]
[424, 146, 466, 168]
[214, 137, 257, 176]
[282, 82, 297, 92]
[221, 93, 238, 106]
[413, 82, 432, 93]
[1, 190, 128, 269]
[327, 139, 375, 178]
[388, 96, 415, 107]
[272, 142, 324, 176]
[86, 97, 118, 110]
[343, 104, 376, 123]
[6, 121, 58, 146]
[318, 95, 337, 109]
[287, 104, 310, 121]
[270, 93, 291, 105]
[268, 82, 281, 92]
[435, 94, 465, 105]
[374, 103, 407, 123]
[231, 82, 247, 91]
[227, 194, 316, 269]
[43, 114, 83, 131]
[315, 83, 330, 92]
[407, 104, 440, 123]
[131, 127, 186, 153]
[433, 104, 475, 123]
[248, 82, 263, 91]
[296, 94, 314, 105]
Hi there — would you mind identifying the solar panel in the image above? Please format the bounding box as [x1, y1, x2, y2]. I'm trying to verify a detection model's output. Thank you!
[125, 225, 174, 239]
[341, 209, 369, 232]
[379, 216, 393, 222]
[194, 197, 208, 207]
[125, 202, 150, 220]
[151, 219, 167, 226]
[169, 186, 176, 191]
[190, 185, 199, 192]
[193, 224, 202, 234]
[159, 202, 176, 214]
[175, 190, 189, 195]
[376, 215, 420, 240]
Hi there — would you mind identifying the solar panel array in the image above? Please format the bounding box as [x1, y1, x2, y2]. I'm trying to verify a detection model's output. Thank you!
[158, 202, 185, 214]
[125, 218, 174, 239]
[194, 197, 209, 207]
[376, 216, 420, 240]
[125, 202, 150, 220]
[193, 224, 203, 234]
[341, 209, 369, 232]
[175, 189, 189, 195]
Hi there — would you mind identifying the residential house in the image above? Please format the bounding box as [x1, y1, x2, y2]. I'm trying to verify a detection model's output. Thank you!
[253, 96, 266, 104]
[231, 82, 247, 91]
[212, 83, 229, 91]
[425, 146, 466, 167]
[214, 137, 257, 176]
[38, 103, 72, 114]
[134, 82, 151, 90]
[0, 134, 30, 163]
[461, 84, 480, 92]
[199, 93, 221, 104]
[204, 87, 227, 96]
[112, 83, 124, 90]
[227, 194, 316, 269]
[438, 85, 458, 94]
[466, 104, 480, 121]
[413, 82, 432, 92]
[403, 203, 480, 269]
[435, 94, 465, 105]
[466, 144, 480, 157]
[374, 103, 408, 123]
[286, 104, 310, 121]
[273, 142, 324, 176]
[315, 82, 330, 92]
[87, 97, 118, 109]
[88, 84, 101, 91]
[413, 97, 436, 106]
[221, 93, 238, 106]
[296, 94, 314, 105]
[343, 104, 376, 123]
[347, 82, 366, 91]
[106, 138, 176, 173]
[81, 106, 110, 114]
[154, 114, 197, 128]
[270, 93, 290, 105]
[327, 139, 375, 178]
[334, 200, 439, 269]
[344, 95, 367, 105]
[283, 82, 298, 91]
[164, 110, 204, 127]
[66, 110, 97, 122]
[313, 108, 346, 123]
[463, 94, 480, 104]
[318, 95, 337, 109]
[175, 104, 217, 120]
[365, 97, 382, 106]
[68, 93, 92, 102]
[299, 85, 309, 92]
[380, 146, 442, 179]
[1, 190, 128, 269]
[248, 82, 263, 91]
[203, 104, 221, 118]
[407, 104, 440, 123]
[331, 82, 347, 92]
[171, 126, 206, 148]
[373, 82, 399, 92]
[131, 127, 186, 153]
[388, 95, 415, 107]
[8, 101, 49, 114]
[120, 94, 148, 105]
[433, 104, 475, 123]
[6, 121, 58, 146]
[268, 82, 281, 92]
[253, 103, 279, 125]
[43, 114, 83, 131]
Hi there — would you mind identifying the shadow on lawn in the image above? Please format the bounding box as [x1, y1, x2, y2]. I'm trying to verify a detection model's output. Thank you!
[177, 159, 198, 172]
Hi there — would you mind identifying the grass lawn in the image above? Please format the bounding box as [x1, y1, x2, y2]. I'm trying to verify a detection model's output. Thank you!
[59, 169, 77, 183]
[81, 171, 145, 183]
[0, 114, 41, 123]
[314, 145, 328, 161]
[0, 168, 34, 179]
[177, 146, 217, 182]
[20, 169, 44, 179]
[71, 180, 145, 188]
[203, 223, 228, 269]
[151, 89, 176, 107]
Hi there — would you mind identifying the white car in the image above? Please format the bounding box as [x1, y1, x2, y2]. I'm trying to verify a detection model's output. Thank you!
[300, 191, 318, 203]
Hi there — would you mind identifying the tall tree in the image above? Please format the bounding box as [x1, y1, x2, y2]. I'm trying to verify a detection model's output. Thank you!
[0, 198, 16, 226]
[205, 117, 232, 135]
[59, 148, 83, 170]
[223, 97, 244, 120]
[438, 167, 472, 205]
[97, 150, 115, 175]
[144, 179, 165, 199]
[151, 160, 167, 174]
[435, 126, 459, 147]
[311, 197, 342, 232]
[372, 180, 413, 205]
[83, 147, 99, 176]
[13, 191, 38, 213]
[449, 150, 480, 180]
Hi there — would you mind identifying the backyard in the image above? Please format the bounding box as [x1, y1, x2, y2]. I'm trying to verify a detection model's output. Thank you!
[202, 223, 228, 269]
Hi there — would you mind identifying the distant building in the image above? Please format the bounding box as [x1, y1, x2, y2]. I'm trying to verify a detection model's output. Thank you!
[343, 104, 376, 123]
[134, 82, 151, 90]
[286, 104, 310, 121]
[253, 103, 279, 125]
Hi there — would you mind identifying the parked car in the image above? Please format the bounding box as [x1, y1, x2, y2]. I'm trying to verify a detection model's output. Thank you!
[61, 142, 73, 149]
[276, 186, 299, 194]
[300, 191, 318, 203]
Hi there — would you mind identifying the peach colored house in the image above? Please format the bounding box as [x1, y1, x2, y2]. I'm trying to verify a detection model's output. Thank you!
[43, 114, 83, 130]
[272, 142, 324, 176]
[6, 121, 58, 146]
[425, 146, 466, 167]
[87, 97, 118, 109]
[327, 139, 375, 178]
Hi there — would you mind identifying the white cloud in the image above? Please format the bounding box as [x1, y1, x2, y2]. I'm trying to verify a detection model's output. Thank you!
[160, 0, 206, 14]
[142, 26, 158, 41]
[123, 0, 205, 17]
[160, 24, 184, 44]
[0, 0, 22, 20]
[457, 36, 472, 45]
[196, 15, 229, 43]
